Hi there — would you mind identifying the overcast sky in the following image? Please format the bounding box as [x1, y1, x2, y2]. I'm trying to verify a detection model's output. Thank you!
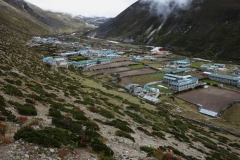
[25, 0, 138, 17]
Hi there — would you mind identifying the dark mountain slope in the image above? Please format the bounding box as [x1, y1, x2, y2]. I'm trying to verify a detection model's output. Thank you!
[92, 0, 240, 61]
[0, 0, 88, 35]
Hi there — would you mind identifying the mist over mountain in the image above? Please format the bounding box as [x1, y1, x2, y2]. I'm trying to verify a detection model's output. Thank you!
[91, 0, 240, 61]
[140, 0, 194, 21]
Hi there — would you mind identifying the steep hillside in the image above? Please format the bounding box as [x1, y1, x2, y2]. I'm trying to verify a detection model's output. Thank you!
[0, 0, 89, 35]
[91, 0, 240, 61]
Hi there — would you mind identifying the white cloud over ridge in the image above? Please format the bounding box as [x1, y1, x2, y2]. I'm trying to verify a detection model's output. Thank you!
[25, 0, 137, 17]
[140, 0, 193, 20]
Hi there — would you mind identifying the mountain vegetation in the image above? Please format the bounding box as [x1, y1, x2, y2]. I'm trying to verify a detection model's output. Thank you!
[0, 0, 240, 159]
[91, 0, 240, 61]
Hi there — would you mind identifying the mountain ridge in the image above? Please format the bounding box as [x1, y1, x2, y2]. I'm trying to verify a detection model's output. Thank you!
[91, 0, 240, 61]
[0, 0, 89, 36]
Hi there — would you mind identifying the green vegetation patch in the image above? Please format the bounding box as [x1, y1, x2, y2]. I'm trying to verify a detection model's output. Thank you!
[14, 126, 113, 157]
[2, 84, 24, 97]
[190, 61, 206, 68]
[0, 95, 16, 121]
[140, 146, 165, 159]
[115, 130, 135, 142]
[129, 73, 165, 85]
[9, 101, 37, 116]
[88, 107, 114, 119]
[222, 103, 240, 126]
[14, 126, 74, 148]
[124, 110, 151, 125]
[104, 119, 134, 133]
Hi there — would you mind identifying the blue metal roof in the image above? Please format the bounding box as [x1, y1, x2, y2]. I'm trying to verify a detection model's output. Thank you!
[199, 109, 218, 117]
[170, 77, 198, 86]
[209, 73, 240, 81]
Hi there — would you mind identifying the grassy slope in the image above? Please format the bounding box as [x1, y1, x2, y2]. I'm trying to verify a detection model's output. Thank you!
[222, 103, 240, 126]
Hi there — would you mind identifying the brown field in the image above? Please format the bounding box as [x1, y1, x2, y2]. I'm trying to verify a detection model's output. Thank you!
[89, 61, 138, 70]
[177, 86, 240, 113]
[110, 57, 128, 62]
[98, 67, 130, 74]
[119, 68, 157, 78]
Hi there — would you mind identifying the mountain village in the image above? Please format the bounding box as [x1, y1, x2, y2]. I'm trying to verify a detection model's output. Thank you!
[29, 35, 240, 119]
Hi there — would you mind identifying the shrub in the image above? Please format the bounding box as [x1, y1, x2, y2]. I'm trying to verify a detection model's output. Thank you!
[229, 143, 240, 149]
[17, 103, 37, 116]
[0, 136, 10, 144]
[0, 122, 7, 132]
[52, 117, 84, 134]
[49, 108, 63, 118]
[89, 107, 114, 119]
[26, 94, 44, 102]
[18, 116, 28, 122]
[25, 98, 35, 104]
[0, 95, 5, 106]
[14, 126, 74, 148]
[165, 153, 173, 160]
[140, 146, 164, 159]
[173, 120, 188, 133]
[91, 142, 114, 157]
[140, 146, 154, 153]
[115, 130, 135, 142]
[152, 131, 166, 140]
[124, 111, 150, 125]
[58, 149, 68, 159]
[71, 109, 88, 121]
[104, 119, 133, 133]
[3, 84, 24, 97]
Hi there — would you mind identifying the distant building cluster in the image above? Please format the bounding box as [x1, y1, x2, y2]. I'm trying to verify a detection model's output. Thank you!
[70, 58, 110, 68]
[125, 84, 160, 103]
[33, 36, 122, 69]
[169, 59, 190, 68]
[200, 63, 226, 72]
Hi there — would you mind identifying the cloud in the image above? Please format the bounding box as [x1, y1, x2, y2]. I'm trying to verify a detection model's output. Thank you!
[25, 0, 137, 17]
[140, 0, 193, 21]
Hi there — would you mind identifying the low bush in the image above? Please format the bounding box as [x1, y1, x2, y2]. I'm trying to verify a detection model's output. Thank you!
[0, 97, 16, 122]
[3, 84, 24, 97]
[25, 98, 35, 104]
[14, 126, 74, 148]
[137, 127, 152, 136]
[229, 143, 240, 149]
[17, 103, 37, 116]
[115, 130, 135, 142]
[140, 146, 164, 159]
[71, 109, 88, 121]
[124, 111, 150, 125]
[49, 108, 63, 118]
[104, 119, 134, 133]
[173, 120, 188, 133]
[89, 107, 114, 119]
[152, 131, 166, 140]
[52, 117, 83, 134]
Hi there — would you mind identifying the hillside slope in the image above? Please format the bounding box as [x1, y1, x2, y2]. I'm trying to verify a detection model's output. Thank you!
[91, 0, 240, 61]
[1, 0, 240, 160]
[0, 0, 89, 35]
